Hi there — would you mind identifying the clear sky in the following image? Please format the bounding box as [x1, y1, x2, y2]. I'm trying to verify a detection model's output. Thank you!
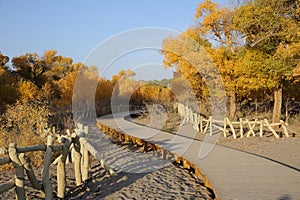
[0, 0, 231, 79]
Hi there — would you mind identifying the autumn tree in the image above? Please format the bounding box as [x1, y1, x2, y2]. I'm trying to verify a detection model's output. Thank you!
[12, 53, 48, 87]
[192, 0, 249, 119]
[162, 27, 212, 102]
[233, 0, 300, 122]
[110, 69, 139, 106]
[43, 50, 74, 81]
[0, 53, 19, 111]
[95, 77, 114, 114]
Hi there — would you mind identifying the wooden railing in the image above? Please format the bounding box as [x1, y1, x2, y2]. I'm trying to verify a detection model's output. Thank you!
[176, 103, 290, 139]
[0, 123, 115, 199]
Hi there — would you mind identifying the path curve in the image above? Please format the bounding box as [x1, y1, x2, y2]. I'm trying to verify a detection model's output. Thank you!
[98, 112, 300, 200]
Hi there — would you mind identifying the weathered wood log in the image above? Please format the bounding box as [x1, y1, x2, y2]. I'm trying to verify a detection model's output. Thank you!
[0, 157, 11, 166]
[19, 153, 43, 191]
[66, 143, 74, 164]
[8, 143, 26, 200]
[51, 155, 62, 165]
[56, 160, 65, 198]
[259, 120, 264, 137]
[209, 116, 213, 136]
[0, 178, 15, 194]
[80, 141, 90, 182]
[227, 118, 236, 139]
[72, 136, 82, 186]
[203, 118, 210, 134]
[200, 115, 203, 133]
[239, 118, 243, 138]
[57, 137, 71, 198]
[264, 119, 279, 139]
[280, 120, 289, 138]
[223, 118, 227, 137]
[0, 144, 63, 155]
[246, 119, 256, 138]
[42, 135, 53, 200]
[76, 124, 89, 182]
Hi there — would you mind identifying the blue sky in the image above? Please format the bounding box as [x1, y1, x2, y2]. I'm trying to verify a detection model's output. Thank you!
[0, 0, 231, 79]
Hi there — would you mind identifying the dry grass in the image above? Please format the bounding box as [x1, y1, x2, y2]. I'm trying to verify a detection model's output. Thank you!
[0, 101, 51, 171]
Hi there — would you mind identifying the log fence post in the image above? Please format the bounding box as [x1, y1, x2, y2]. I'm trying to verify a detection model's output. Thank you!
[78, 124, 89, 182]
[209, 116, 213, 136]
[223, 118, 227, 137]
[42, 135, 54, 200]
[19, 153, 43, 191]
[280, 120, 289, 137]
[264, 119, 280, 139]
[8, 143, 26, 200]
[57, 135, 71, 198]
[200, 115, 203, 133]
[259, 120, 264, 137]
[239, 118, 243, 138]
[72, 133, 82, 186]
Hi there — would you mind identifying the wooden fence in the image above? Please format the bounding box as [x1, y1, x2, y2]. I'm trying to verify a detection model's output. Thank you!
[176, 103, 290, 139]
[0, 123, 115, 200]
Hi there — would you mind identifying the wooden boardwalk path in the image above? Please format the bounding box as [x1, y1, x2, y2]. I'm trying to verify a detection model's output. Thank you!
[97, 112, 300, 200]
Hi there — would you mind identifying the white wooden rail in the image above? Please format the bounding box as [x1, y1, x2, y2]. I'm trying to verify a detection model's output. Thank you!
[176, 103, 290, 139]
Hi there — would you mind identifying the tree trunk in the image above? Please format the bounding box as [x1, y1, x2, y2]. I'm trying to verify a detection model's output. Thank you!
[272, 86, 282, 123]
[229, 90, 236, 120]
[285, 98, 289, 123]
[255, 98, 258, 116]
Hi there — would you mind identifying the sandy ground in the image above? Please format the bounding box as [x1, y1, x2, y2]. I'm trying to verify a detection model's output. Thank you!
[133, 112, 300, 170]
[0, 142, 213, 200]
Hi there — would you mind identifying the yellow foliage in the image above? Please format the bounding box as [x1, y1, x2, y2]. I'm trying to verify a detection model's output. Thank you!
[19, 81, 41, 102]
[0, 68, 19, 110]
